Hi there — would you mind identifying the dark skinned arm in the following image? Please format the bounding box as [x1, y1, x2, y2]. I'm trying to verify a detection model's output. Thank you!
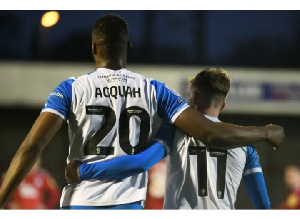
[174, 107, 285, 150]
[0, 112, 64, 209]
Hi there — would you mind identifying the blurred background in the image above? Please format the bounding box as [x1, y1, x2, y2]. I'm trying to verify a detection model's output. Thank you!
[0, 10, 300, 209]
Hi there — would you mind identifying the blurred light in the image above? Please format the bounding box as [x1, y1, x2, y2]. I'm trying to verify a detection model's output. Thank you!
[41, 11, 60, 27]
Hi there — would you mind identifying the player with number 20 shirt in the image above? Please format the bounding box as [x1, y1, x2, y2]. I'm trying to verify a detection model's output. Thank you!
[41, 68, 188, 207]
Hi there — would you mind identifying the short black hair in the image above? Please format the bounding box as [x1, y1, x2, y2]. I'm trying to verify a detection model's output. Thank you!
[92, 14, 129, 45]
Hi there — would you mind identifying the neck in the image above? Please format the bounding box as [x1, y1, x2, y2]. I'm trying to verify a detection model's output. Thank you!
[95, 60, 126, 70]
[94, 56, 126, 70]
[198, 107, 220, 118]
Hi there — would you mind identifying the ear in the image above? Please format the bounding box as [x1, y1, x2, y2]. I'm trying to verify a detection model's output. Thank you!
[220, 101, 226, 112]
[127, 41, 132, 52]
[92, 43, 97, 55]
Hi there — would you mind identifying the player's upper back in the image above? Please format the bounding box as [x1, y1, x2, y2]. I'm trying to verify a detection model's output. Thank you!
[70, 67, 185, 119]
[72, 68, 155, 118]
[71, 68, 160, 158]
[43, 68, 188, 161]
[164, 116, 262, 209]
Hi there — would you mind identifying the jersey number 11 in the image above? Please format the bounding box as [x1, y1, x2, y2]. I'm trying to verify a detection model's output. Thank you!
[189, 146, 227, 199]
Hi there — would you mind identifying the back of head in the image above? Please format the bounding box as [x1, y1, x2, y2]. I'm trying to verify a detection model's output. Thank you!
[189, 67, 231, 109]
[92, 14, 129, 58]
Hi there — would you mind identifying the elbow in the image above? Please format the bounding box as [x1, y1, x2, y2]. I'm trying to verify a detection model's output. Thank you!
[201, 121, 247, 149]
[201, 132, 234, 150]
[202, 133, 215, 146]
[17, 139, 43, 159]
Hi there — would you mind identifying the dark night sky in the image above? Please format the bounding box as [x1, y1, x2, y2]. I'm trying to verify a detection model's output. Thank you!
[1, 8, 300, 68]
[1, 4, 300, 214]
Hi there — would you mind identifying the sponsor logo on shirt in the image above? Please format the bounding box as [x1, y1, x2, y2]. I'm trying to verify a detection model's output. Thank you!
[177, 98, 184, 104]
[97, 74, 136, 83]
[210, 151, 226, 156]
[50, 92, 64, 98]
[86, 107, 103, 113]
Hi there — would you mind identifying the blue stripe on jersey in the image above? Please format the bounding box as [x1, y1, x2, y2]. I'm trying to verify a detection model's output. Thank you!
[42, 78, 74, 119]
[244, 145, 262, 172]
[150, 80, 187, 121]
[60, 201, 143, 209]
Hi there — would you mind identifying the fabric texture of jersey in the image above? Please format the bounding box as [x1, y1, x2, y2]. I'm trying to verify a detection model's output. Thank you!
[41, 68, 188, 207]
[161, 115, 265, 209]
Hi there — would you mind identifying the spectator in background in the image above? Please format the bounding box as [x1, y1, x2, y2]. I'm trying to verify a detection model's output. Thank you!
[276, 165, 300, 209]
[0, 14, 284, 210]
[144, 160, 166, 209]
[1, 158, 60, 209]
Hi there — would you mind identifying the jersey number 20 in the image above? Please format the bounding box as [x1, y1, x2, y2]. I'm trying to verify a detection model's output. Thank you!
[84, 105, 150, 156]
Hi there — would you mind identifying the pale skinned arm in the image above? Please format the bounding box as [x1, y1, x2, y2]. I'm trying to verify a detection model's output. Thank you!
[66, 107, 284, 184]
[174, 107, 285, 150]
[0, 112, 64, 209]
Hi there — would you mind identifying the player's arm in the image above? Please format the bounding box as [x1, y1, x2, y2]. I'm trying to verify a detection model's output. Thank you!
[65, 122, 176, 184]
[153, 80, 284, 150]
[0, 112, 64, 209]
[65, 141, 167, 184]
[0, 79, 72, 209]
[242, 146, 271, 209]
[174, 107, 285, 150]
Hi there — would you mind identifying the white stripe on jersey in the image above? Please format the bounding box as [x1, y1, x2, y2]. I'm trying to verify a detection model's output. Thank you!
[42, 68, 188, 207]
[163, 115, 261, 209]
[243, 167, 262, 176]
[42, 108, 66, 120]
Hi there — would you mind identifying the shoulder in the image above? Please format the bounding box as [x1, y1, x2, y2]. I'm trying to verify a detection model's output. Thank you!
[244, 145, 262, 168]
[245, 145, 257, 155]
[56, 77, 76, 89]
[149, 79, 184, 100]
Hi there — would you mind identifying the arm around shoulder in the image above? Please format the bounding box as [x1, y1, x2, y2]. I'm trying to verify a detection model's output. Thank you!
[173, 107, 285, 150]
[65, 141, 167, 184]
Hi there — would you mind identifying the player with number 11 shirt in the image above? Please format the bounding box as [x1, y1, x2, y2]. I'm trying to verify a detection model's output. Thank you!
[0, 14, 284, 210]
